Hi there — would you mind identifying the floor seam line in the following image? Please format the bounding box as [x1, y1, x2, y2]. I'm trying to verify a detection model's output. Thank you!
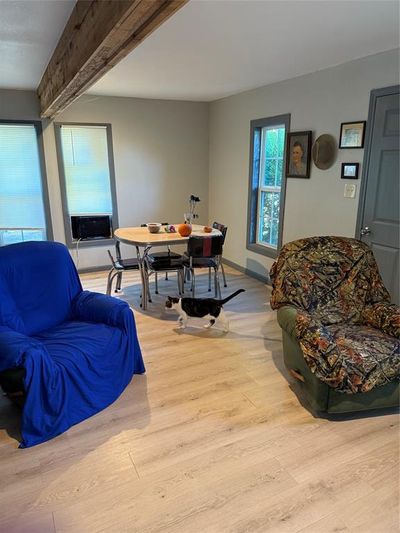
[128, 451, 141, 479]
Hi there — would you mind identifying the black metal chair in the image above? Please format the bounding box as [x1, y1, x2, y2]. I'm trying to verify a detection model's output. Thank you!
[140, 223, 184, 295]
[107, 241, 139, 295]
[183, 235, 223, 298]
[212, 222, 228, 288]
[145, 249, 185, 296]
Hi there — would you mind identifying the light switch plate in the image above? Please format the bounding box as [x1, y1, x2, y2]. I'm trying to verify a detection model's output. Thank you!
[344, 183, 356, 198]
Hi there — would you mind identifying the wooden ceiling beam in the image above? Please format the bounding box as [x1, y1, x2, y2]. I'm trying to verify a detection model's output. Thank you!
[37, 0, 188, 118]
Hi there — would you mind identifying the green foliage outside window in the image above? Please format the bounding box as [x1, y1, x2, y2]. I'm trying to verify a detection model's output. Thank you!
[258, 126, 285, 247]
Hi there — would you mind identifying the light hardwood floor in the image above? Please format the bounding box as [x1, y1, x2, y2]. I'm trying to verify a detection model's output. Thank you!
[0, 265, 398, 533]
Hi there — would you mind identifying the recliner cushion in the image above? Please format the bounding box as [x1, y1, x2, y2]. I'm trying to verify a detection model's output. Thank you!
[34, 320, 122, 373]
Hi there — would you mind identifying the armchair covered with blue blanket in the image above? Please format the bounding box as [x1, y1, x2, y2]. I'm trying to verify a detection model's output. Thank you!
[0, 241, 145, 447]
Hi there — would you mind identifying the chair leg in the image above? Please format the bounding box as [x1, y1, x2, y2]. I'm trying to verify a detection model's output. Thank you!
[115, 271, 123, 292]
[208, 267, 212, 292]
[177, 271, 183, 295]
[109, 272, 120, 296]
[145, 270, 152, 303]
[155, 272, 159, 294]
[191, 269, 195, 297]
[220, 262, 227, 288]
[214, 268, 221, 299]
[165, 272, 169, 281]
[106, 268, 115, 295]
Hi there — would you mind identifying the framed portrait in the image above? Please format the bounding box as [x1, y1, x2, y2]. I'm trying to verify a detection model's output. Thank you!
[285, 131, 312, 179]
[339, 121, 366, 149]
[341, 163, 359, 179]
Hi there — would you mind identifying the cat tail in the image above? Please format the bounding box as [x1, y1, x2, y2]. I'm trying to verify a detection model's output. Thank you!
[220, 289, 245, 305]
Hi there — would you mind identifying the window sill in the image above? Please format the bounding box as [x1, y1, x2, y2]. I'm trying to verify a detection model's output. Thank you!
[247, 242, 278, 259]
[68, 237, 115, 249]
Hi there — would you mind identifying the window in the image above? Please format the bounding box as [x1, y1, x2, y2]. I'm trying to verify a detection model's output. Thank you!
[0, 121, 52, 246]
[247, 114, 290, 258]
[55, 123, 118, 246]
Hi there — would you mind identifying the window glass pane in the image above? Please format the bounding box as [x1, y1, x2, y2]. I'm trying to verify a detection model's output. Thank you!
[0, 124, 47, 245]
[60, 126, 113, 215]
[259, 191, 281, 247]
[252, 128, 261, 190]
[265, 128, 280, 158]
[264, 158, 276, 187]
[262, 126, 285, 187]
[278, 127, 285, 157]
[276, 159, 283, 187]
[258, 191, 271, 244]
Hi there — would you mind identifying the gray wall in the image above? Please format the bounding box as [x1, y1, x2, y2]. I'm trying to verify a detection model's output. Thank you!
[44, 95, 209, 268]
[0, 91, 209, 269]
[0, 89, 40, 120]
[208, 49, 400, 279]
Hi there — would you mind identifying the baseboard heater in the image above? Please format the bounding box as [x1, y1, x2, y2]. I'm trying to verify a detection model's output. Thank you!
[71, 215, 112, 241]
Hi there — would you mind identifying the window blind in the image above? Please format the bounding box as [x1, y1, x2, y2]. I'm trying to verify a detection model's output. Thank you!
[59, 125, 113, 215]
[0, 123, 47, 245]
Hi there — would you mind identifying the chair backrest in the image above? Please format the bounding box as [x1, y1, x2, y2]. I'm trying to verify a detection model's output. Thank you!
[187, 235, 223, 258]
[115, 240, 122, 261]
[107, 241, 125, 270]
[269, 236, 390, 324]
[212, 222, 227, 244]
[0, 241, 82, 335]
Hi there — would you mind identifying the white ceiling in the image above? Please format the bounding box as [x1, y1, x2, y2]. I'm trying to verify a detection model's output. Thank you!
[0, 0, 75, 90]
[0, 0, 398, 101]
[89, 0, 399, 101]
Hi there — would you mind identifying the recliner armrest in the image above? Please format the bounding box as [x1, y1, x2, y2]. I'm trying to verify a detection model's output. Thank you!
[277, 306, 298, 340]
[0, 326, 43, 372]
[71, 291, 133, 331]
[362, 302, 400, 338]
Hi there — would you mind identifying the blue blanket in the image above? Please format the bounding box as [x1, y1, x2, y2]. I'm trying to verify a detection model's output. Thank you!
[0, 241, 145, 447]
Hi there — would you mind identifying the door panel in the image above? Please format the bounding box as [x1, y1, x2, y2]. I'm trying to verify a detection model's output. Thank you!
[383, 108, 399, 136]
[359, 87, 400, 304]
[370, 243, 399, 303]
[373, 150, 398, 225]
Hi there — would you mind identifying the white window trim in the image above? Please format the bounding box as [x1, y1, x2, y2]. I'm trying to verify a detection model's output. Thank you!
[255, 125, 285, 248]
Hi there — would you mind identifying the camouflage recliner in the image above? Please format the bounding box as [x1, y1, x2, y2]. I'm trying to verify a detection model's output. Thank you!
[270, 236, 400, 414]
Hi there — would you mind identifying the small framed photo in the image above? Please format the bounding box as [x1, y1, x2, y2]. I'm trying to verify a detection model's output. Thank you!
[286, 131, 312, 178]
[339, 121, 366, 148]
[341, 163, 359, 179]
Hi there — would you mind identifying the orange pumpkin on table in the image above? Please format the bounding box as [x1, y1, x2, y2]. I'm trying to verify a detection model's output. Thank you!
[178, 223, 192, 237]
[203, 226, 212, 233]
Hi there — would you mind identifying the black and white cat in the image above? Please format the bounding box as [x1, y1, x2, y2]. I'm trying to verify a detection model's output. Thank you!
[165, 289, 245, 331]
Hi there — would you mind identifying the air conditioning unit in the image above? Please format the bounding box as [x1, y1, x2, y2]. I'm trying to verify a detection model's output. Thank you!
[71, 215, 112, 240]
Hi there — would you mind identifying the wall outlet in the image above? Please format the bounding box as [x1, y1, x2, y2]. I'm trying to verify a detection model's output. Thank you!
[344, 183, 356, 198]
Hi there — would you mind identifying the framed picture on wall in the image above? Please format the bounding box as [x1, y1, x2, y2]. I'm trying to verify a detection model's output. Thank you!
[339, 121, 366, 148]
[341, 163, 359, 179]
[286, 131, 312, 178]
